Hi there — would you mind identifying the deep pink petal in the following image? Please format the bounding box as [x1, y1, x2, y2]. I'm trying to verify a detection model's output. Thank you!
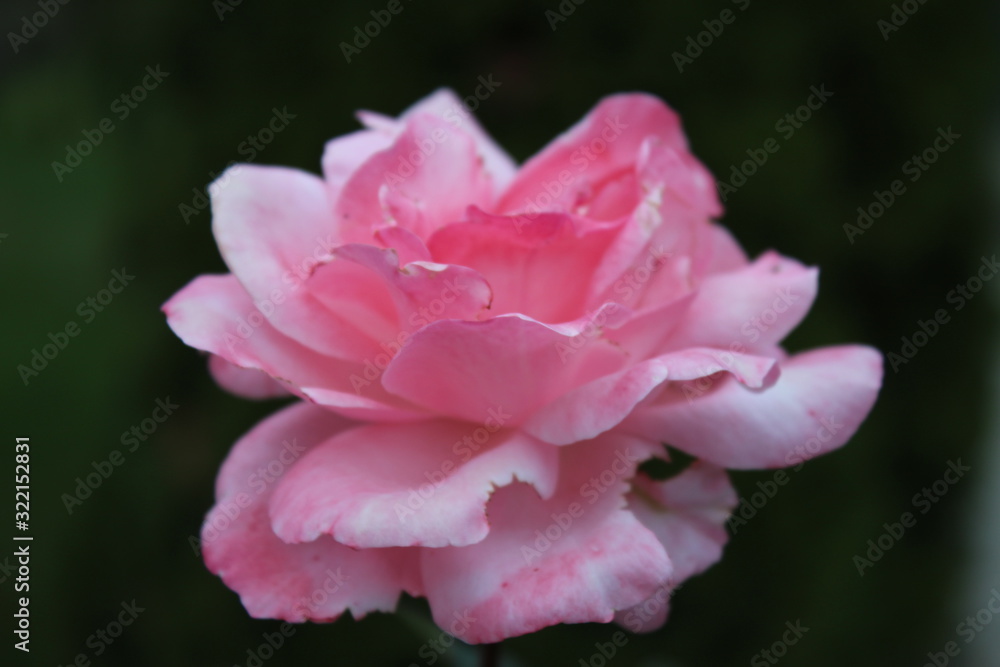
[623, 346, 884, 469]
[334, 113, 495, 241]
[427, 208, 620, 322]
[497, 94, 689, 216]
[269, 421, 557, 548]
[308, 244, 493, 340]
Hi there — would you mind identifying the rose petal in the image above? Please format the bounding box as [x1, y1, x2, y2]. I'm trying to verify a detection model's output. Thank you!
[497, 93, 689, 216]
[663, 251, 819, 353]
[381, 309, 632, 425]
[163, 275, 422, 421]
[334, 113, 495, 241]
[202, 402, 422, 622]
[614, 462, 737, 633]
[269, 421, 557, 548]
[208, 355, 290, 400]
[210, 164, 381, 360]
[427, 208, 620, 322]
[421, 435, 671, 643]
[623, 346, 884, 469]
[523, 348, 779, 445]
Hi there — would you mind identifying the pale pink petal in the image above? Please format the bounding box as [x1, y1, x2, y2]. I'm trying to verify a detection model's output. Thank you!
[210, 164, 381, 360]
[623, 346, 884, 469]
[427, 208, 620, 322]
[208, 354, 290, 399]
[614, 462, 737, 633]
[269, 421, 557, 548]
[705, 223, 748, 274]
[523, 348, 779, 445]
[663, 251, 818, 353]
[421, 435, 671, 643]
[202, 402, 422, 622]
[322, 129, 396, 193]
[163, 275, 421, 421]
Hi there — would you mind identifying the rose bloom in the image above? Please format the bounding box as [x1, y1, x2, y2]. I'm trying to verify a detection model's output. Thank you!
[165, 90, 882, 643]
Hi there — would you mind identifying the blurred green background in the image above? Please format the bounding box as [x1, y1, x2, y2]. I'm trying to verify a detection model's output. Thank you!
[2, 0, 997, 665]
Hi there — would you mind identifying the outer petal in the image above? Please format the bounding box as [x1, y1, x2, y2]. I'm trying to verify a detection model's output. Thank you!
[268, 421, 557, 548]
[322, 128, 396, 193]
[163, 274, 424, 422]
[704, 223, 749, 275]
[614, 462, 737, 633]
[663, 251, 818, 353]
[623, 346, 884, 469]
[421, 434, 671, 643]
[208, 354, 290, 400]
[380, 309, 632, 426]
[210, 164, 380, 360]
[523, 348, 779, 446]
[201, 402, 422, 622]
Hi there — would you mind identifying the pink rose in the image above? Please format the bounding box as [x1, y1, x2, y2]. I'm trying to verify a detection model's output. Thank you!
[165, 90, 882, 642]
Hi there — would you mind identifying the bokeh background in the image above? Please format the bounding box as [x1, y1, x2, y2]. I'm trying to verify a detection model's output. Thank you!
[2, 0, 998, 665]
